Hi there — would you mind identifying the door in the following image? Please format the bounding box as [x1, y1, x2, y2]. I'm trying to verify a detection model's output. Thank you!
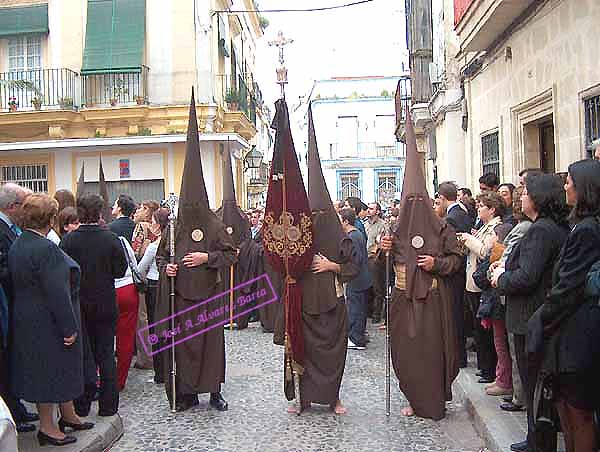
[539, 122, 555, 174]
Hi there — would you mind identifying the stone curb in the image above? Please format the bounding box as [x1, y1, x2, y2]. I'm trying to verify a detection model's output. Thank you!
[454, 368, 528, 452]
[17, 413, 123, 452]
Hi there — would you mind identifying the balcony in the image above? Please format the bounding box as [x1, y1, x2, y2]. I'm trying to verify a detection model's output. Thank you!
[0, 68, 79, 112]
[81, 66, 149, 108]
[330, 142, 405, 160]
[454, 0, 537, 53]
[394, 76, 412, 141]
[216, 74, 257, 125]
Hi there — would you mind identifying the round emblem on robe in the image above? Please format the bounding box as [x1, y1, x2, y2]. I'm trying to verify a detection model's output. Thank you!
[191, 229, 204, 242]
[411, 235, 424, 249]
[226, 226, 233, 235]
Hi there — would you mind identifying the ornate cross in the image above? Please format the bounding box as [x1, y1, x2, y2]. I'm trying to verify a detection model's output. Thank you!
[269, 30, 294, 98]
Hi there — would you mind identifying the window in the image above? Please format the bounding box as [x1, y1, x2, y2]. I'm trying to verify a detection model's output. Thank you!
[8, 35, 41, 73]
[1, 164, 47, 193]
[336, 116, 359, 158]
[481, 132, 500, 177]
[375, 168, 401, 207]
[584, 95, 600, 158]
[337, 171, 362, 201]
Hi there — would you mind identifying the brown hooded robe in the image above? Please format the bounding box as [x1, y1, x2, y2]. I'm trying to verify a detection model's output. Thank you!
[387, 111, 461, 420]
[154, 90, 236, 400]
[274, 106, 359, 406]
[215, 145, 256, 330]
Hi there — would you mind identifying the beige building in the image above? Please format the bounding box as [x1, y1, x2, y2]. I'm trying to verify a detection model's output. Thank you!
[0, 0, 272, 208]
[417, 0, 600, 190]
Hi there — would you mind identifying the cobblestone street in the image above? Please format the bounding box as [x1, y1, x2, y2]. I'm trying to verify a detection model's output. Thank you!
[113, 321, 484, 452]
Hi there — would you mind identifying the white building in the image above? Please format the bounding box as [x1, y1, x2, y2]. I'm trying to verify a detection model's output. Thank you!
[299, 76, 408, 207]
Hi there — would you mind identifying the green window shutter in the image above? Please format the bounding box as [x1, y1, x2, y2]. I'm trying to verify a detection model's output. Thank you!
[0, 4, 49, 37]
[111, 0, 145, 71]
[82, 0, 114, 74]
[82, 0, 145, 75]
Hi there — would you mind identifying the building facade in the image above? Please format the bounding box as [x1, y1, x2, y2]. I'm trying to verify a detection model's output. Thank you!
[0, 0, 272, 209]
[305, 76, 408, 207]
[417, 0, 600, 191]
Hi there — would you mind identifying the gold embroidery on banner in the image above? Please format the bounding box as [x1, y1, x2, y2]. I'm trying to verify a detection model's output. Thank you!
[263, 211, 313, 258]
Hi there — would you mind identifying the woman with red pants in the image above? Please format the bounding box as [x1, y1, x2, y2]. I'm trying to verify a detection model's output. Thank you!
[115, 237, 139, 391]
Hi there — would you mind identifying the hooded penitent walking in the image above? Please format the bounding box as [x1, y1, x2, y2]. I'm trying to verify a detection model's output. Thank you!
[154, 89, 237, 412]
[263, 99, 316, 410]
[380, 111, 461, 421]
[216, 144, 261, 330]
[288, 105, 359, 413]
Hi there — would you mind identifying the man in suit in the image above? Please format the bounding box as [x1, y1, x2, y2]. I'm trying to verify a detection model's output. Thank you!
[0, 183, 39, 432]
[436, 181, 474, 367]
[109, 194, 137, 243]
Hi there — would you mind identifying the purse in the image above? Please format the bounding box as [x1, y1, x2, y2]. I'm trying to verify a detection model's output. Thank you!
[119, 237, 147, 293]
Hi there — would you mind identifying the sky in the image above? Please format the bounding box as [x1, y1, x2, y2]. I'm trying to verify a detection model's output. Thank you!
[254, 0, 409, 115]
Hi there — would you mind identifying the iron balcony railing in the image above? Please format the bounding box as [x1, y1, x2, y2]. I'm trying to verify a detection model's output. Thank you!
[330, 142, 405, 159]
[216, 74, 257, 126]
[81, 66, 149, 108]
[0, 68, 79, 111]
[395, 76, 412, 125]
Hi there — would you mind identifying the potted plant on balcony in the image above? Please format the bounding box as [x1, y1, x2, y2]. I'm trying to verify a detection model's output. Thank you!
[31, 95, 43, 110]
[59, 97, 73, 109]
[134, 95, 146, 105]
[108, 79, 129, 107]
[8, 97, 18, 112]
[225, 88, 240, 111]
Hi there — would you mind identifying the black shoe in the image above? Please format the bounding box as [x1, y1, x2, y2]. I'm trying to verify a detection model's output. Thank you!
[58, 418, 95, 433]
[19, 411, 40, 423]
[478, 376, 495, 384]
[500, 401, 524, 412]
[510, 440, 529, 452]
[16, 422, 36, 433]
[37, 431, 77, 447]
[175, 395, 199, 412]
[209, 392, 228, 411]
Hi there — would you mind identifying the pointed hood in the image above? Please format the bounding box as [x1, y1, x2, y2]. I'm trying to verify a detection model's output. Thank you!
[215, 143, 251, 247]
[171, 88, 233, 300]
[98, 157, 113, 223]
[76, 162, 85, 200]
[394, 107, 442, 302]
[307, 104, 345, 259]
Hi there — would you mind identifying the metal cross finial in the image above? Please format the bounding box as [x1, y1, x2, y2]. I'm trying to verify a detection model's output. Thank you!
[269, 30, 293, 99]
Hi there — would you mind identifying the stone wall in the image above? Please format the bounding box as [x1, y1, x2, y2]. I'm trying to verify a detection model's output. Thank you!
[463, 0, 600, 187]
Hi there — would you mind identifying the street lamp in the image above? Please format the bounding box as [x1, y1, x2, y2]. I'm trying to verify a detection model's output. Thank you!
[244, 146, 263, 172]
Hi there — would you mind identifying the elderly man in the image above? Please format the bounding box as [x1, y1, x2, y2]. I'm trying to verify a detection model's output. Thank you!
[0, 183, 39, 433]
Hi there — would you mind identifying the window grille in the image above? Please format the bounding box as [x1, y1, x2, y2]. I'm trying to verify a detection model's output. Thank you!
[1, 164, 48, 193]
[584, 94, 600, 158]
[481, 132, 500, 177]
[376, 169, 400, 207]
[338, 171, 361, 201]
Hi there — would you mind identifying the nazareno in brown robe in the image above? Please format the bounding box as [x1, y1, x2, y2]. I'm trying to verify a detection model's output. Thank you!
[153, 89, 236, 402]
[387, 221, 461, 420]
[273, 106, 359, 407]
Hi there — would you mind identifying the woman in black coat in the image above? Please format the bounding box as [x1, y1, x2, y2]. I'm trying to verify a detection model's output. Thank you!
[8, 194, 93, 447]
[529, 160, 600, 452]
[492, 174, 570, 452]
